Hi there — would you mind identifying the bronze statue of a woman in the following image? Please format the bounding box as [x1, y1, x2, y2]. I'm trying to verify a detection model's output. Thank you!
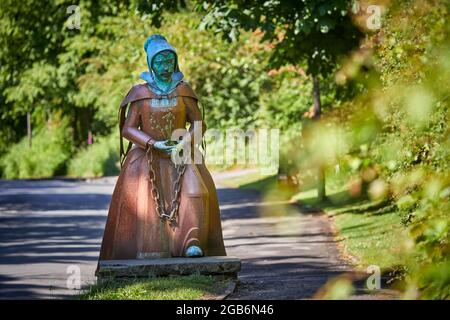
[97, 35, 226, 263]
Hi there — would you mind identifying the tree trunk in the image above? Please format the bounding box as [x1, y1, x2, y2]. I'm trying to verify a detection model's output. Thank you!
[27, 112, 32, 148]
[312, 75, 326, 201]
[72, 109, 79, 147]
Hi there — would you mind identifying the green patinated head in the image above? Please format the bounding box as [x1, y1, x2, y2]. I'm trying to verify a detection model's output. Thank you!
[140, 34, 184, 95]
[151, 50, 176, 83]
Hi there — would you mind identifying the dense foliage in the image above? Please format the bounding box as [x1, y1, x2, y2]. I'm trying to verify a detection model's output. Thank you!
[316, 0, 449, 298]
[0, 4, 275, 177]
[368, 0, 448, 299]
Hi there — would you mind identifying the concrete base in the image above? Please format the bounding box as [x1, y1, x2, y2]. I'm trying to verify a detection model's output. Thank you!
[96, 256, 241, 280]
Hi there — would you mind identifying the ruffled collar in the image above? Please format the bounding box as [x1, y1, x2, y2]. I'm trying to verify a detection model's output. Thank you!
[140, 70, 184, 96]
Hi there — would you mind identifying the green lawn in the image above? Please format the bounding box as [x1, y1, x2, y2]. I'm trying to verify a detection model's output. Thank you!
[214, 171, 298, 201]
[218, 171, 407, 271]
[331, 210, 406, 269]
[213, 171, 278, 191]
[293, 187, 407, 270]
[79, 275, 228, 300]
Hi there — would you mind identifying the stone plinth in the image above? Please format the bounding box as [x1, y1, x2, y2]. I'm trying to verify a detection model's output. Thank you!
[96, 256, 241, 280]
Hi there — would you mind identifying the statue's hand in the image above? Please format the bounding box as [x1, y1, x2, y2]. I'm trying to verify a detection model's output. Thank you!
[153, 140, 176, 154]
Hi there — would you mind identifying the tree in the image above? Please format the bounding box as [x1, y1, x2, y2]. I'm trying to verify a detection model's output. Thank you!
[145, 0, 365, 200]
[0, 0, 129, 151]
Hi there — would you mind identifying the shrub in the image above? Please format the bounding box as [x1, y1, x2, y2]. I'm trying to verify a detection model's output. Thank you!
[0, 118, 73, 179]
[68, 132, 120, 178]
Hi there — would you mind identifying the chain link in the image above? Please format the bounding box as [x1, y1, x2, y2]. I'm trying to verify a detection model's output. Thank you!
[146, 146, 186, 225]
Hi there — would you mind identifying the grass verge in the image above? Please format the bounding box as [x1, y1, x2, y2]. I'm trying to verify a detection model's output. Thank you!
[217, 171, 407, 271]
[79, 274, 230, 300]
[293, 187, 407, 270]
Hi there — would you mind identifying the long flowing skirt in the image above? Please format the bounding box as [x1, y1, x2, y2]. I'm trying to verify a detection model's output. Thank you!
[97, 146, 226, 263]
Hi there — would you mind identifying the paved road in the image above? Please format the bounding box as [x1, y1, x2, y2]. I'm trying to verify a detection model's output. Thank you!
[0, 178, 114, 299]
[0, 174, 368, 299]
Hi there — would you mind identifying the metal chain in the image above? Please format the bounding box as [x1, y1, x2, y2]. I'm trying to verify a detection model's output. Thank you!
[146, 147, 186, 224]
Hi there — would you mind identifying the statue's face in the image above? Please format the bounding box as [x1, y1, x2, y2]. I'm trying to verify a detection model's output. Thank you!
[151, 50, 176, 82]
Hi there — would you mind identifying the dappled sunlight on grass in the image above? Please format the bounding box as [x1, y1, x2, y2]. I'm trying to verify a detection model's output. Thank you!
[332, 210, 408, 270]
[293, 184, 408, 270]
